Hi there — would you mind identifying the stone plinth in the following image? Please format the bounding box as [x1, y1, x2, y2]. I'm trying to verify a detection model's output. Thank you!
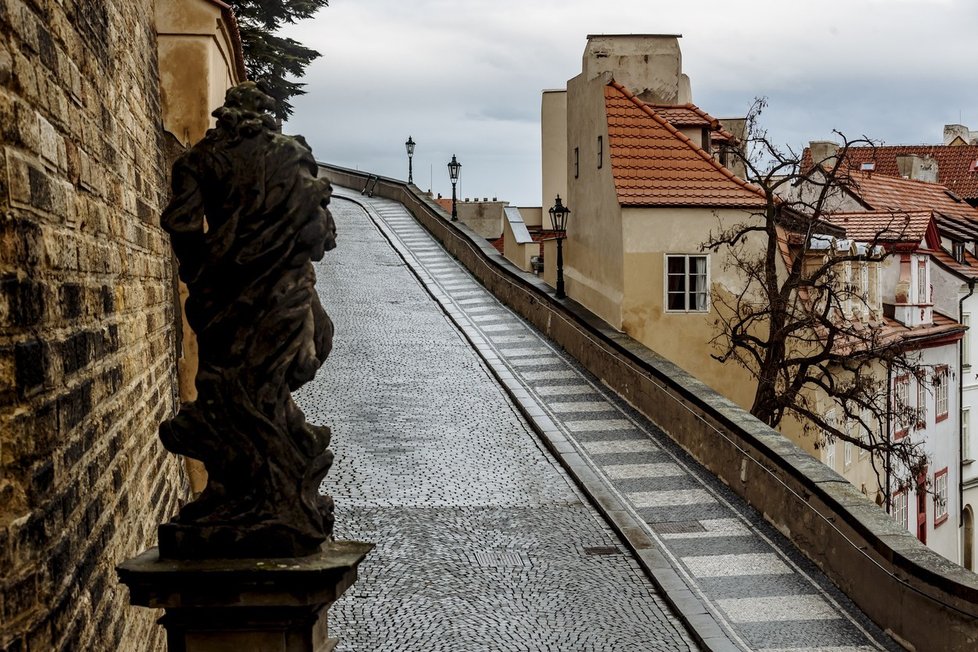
[117, 540, 373, 652]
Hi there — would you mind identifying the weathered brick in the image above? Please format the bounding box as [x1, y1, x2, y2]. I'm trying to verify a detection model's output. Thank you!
[13, 337, 46, 394]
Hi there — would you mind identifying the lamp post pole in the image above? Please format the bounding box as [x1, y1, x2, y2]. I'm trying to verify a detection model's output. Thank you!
[448, 154, 461, 222]
[405, 136, 415, 184]
[549, 195, 571, 299]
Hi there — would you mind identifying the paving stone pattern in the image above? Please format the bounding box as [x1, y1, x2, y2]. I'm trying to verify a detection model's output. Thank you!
[295, 196, 699, 651]
[318, 189, 907, 652]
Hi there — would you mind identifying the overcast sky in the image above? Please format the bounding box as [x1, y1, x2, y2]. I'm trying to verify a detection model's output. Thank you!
[282, 0, 978, 206]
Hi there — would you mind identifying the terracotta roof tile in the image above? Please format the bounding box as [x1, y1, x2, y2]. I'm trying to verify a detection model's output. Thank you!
[823, 210, 933, 243]
[847, 172, 978, 223]
[646, 103, 736, 141]
[802, 145, 978, 201]
[604, 82, 767, 208]
[923, 247, 978, 280]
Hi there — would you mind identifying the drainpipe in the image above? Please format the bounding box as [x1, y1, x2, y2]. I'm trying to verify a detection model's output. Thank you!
[960, 280, 975, 540]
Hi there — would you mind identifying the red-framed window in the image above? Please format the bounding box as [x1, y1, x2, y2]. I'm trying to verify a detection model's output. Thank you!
[894, 375, 910, 438]
[935, 366, 949, 422]
[934, 467, 949, 526]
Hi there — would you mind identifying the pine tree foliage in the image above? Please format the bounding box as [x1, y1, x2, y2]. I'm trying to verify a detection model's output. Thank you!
[227, 0, 328, 120]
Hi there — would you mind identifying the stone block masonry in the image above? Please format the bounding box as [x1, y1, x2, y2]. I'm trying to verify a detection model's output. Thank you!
[0, 1, 188, 650]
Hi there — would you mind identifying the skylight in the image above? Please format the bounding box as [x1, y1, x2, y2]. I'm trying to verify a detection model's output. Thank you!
[860, 162, 876, 171]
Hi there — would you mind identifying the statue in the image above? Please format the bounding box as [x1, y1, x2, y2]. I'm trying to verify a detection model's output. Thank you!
[157, 82, 336, 558]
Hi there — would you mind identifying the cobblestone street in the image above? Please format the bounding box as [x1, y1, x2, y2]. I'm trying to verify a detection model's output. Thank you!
[295, 197, 699, 651]
[296, 189, 905, 651]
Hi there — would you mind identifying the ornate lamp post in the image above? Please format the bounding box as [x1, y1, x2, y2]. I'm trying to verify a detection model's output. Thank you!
[405, 136, 415, 184]
[448, 154, 461, 222]
[549, 195, 571, 299]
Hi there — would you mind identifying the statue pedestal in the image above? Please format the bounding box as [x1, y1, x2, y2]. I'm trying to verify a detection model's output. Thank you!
[117, 540, 372, 652]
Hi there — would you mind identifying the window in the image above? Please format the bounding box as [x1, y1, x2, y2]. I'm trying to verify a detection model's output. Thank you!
[892, 489, 909, 531]
[894, 375, 910, 438]
[955, 242, 966, 263]
[964, 313, 971, 369]
[574, 147, 580, 179]
[935, 366, 949, 421]
[597, 135, 603, 169]
[844, 419, 854, 468]
[860, 162, 876, 171]
[934, 468, 949, 525]
[665, 255, 708, 312]
[822, 409, 837, 470]
[859, 409, 871, 459]
[916, 376, 927, 428]
[917, 259, 928, 304]
[965, 408, 972, 461]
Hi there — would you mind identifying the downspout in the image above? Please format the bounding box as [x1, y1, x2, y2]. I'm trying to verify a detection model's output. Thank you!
[960, 280, 975, 540]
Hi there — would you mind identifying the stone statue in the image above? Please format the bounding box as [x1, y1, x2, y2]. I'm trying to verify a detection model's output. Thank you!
[158, 82, 336, 558]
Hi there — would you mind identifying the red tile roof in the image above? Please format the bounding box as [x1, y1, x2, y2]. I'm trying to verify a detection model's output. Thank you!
[645, 103, 737, 141]
[923, 247, 978, 280]
[847, 172, 978, 222]
[604, 82, 767, 208]
[802, 145, 978, 201]
[823, 210, 933, 243]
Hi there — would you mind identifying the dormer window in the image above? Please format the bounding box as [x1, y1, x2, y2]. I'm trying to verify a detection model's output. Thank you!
[954, 242, 966, 263]
[917, 259, 928, 304]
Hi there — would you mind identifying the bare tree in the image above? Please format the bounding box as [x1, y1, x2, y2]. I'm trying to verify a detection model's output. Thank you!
[705, 100, 931, 496]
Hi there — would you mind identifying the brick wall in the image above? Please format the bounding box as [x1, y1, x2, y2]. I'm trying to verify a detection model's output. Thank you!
[0, 1, 188, 650]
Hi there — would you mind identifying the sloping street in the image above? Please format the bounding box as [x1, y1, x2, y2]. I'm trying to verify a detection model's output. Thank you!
[295, 190, 900, 651]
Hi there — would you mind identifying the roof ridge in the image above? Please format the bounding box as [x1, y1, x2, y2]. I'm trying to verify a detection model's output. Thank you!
[607, 81, 765, 201]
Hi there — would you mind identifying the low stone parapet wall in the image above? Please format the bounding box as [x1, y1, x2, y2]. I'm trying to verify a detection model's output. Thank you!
[320, 164, 978, 651]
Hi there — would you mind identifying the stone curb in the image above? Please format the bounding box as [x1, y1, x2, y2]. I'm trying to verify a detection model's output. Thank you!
[335, 188, 741, 652]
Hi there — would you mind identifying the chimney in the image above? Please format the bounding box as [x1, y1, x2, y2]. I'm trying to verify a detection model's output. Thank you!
[896, 154, 939, 183]
[944, 124, 970, 145]
[809, 141, 840, 170]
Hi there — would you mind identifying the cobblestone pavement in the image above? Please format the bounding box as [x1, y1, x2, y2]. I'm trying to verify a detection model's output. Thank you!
[295, 195, 700, 651]
[307, 188, 906, 652]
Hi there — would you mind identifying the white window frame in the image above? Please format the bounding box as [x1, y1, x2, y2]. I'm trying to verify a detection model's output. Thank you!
[935, 366, 949, 421]
[664, 254, 710, 313]
[934, 468, 949, 524]
[964, 313, 971, 369]
[964, 407, 972, 461]
[844, 418, 854, 468]
[893, 489, 909, 530]
[917, 258, 929, 304]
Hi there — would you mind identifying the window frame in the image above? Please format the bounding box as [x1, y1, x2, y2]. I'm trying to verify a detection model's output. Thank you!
[964, 407, 972, 462]
[597, 135, 603, 169]
[664, 254, 710, 313]
[574, 146, 580, 179]
[894, 374, 910, 439]
[934, 467, 949, 526]
[935, 365, 949, 422]
[964, 313, 971, 369]
[892, 487, 909, 531]
[916, 375, 927, 429]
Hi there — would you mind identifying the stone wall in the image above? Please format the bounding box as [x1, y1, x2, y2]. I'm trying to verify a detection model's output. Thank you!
[0, 0, 188, 649]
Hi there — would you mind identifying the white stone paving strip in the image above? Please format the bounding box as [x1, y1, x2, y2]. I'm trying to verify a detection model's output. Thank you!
[498, 348, 549, 357]
[682, 553, 794, 578]
[522, 370, 579, 381]
[603, 463, 685, 479]
[758, 647, 879, 652]
[582, 440, 659, 454]
[564, 418, 634, 432]
[661, 518, 752, 539]
[717, 595, 841, 623]
[480, 323, 516, 332]
[628, 489, 717, 508]
[534, 384, 595, 396]
[549, 401, 617, 413]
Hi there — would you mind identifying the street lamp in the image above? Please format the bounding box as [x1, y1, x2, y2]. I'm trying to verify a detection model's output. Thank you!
[447, 154, 461, 222]
[405, 136, 415, 184]
[549, 195, 571, 299]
